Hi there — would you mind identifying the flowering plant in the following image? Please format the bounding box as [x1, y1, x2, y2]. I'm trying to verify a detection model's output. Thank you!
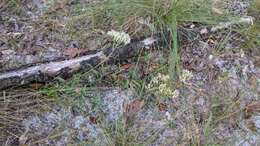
[146, 73, 179, 99]
[107, 30, 131, 45]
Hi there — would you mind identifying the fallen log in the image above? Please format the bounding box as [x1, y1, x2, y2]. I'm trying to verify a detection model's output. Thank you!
[1, 16, 253, 90]
[0, 49, 65, 73]
[0, 37, 159, 90]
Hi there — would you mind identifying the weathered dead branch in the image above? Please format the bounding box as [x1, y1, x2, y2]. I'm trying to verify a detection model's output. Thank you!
[0, 37, 158, 89]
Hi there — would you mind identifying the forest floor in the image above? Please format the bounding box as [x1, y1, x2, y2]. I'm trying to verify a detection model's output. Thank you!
[0, 0, 259, 145]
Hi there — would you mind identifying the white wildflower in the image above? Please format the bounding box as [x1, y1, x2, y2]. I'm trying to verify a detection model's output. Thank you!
[242, 65, 248, 77]
[165, 111, 173, 121]
[153, 73, 170, 82]
[190, 24, 195, 29]
[180, 69, 193, 83]
[107, 30, 131, 45]
[161, 74, 170, 82]
[240, 50, 245, 58]
[146, 83, 153, 90]
[200, 28, 208, 34]
[208, 54, 213, 60]
[158, 83, 173, 97]
[158, 83, 167, 93]
[172, 89, 179, 99]
[151, 76, 159, 84]
[147, 73, 178, 98]
[157, 73, 162, 80]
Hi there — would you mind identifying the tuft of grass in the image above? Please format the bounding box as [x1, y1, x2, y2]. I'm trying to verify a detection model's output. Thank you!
[102, 118, 159, 146]
[86, 0, 237, 80]
[38, 71, 103, 110]
[241, 0, 260, 51]
[0, 0, 22, 13]
[0, 89, 54, 144]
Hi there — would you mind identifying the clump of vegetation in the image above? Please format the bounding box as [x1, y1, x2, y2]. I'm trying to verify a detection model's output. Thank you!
[145, 70, 193, 99]
[87, 0, 237, 80]
[0, 0, 23, 14]
[242, 0, 260, 51]
[146, 73, 178, 98]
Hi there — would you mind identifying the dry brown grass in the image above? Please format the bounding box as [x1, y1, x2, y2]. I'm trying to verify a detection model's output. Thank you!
[0, 89, 54, 145]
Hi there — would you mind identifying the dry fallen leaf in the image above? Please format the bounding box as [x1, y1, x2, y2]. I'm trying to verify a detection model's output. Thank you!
[246, 119, 257, 132]
[142, 63, 160, 76]
[63, 48, 83, 58]
[30, 83, 44, 89]
[123, 99, 145, 118]
[244, 101, 260, 114]
[158, 102, 167, 112]
[120, 63, 132, 70]
[89, 116, 98, 124]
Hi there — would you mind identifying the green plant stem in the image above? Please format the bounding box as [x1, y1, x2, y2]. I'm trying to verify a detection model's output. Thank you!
[169, 14, 180, 81]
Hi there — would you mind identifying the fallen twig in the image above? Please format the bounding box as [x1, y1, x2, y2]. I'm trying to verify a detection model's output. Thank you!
[199, 16, 254, 34]
[0, 36, 159, 89]
[211, 16, 254, 32]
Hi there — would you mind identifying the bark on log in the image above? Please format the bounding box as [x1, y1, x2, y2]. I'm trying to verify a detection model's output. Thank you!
[210, 16, 254, 32]
[0, 37, 159, 89]
[0, 50, 65, 72]
[199, 16, 254, 34]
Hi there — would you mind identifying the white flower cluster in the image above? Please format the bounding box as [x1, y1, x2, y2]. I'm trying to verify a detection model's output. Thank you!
[171, 89, 180, 99]
[146, 73, 169, 89]
[107, 30, 131, 45]
[146, 73, 179, 98]
[158, 83, 173, 97]
[180, 69, 193, 83]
